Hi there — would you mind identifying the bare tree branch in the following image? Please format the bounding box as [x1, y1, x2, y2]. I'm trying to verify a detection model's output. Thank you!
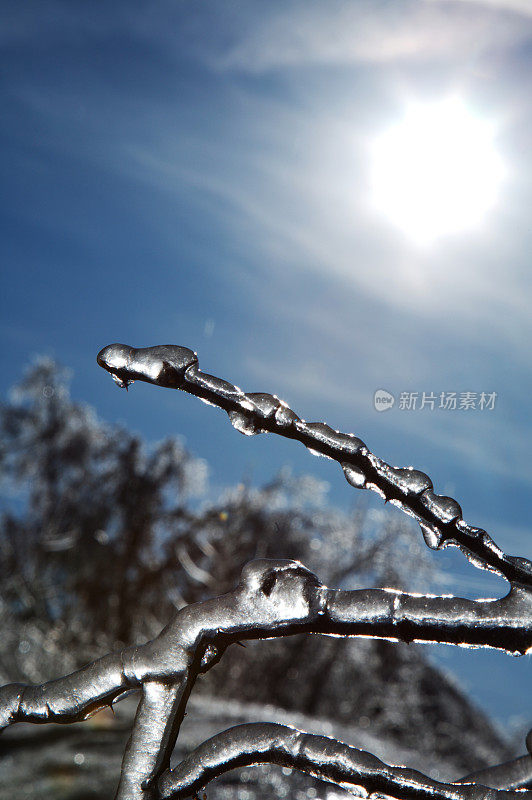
[96, 343, 532, 587]
[156, 722, 532, 800]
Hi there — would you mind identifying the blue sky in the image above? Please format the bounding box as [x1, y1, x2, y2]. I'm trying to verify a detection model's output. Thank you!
[1, 0, 531, 736]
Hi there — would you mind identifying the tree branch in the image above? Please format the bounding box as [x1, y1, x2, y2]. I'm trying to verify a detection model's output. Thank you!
[116, 680, 191, 800]
[96, 343, 532, 587]
[458, 755, 532, 791]
[156, 722, 532, 800]
[1, 558, 531, 796]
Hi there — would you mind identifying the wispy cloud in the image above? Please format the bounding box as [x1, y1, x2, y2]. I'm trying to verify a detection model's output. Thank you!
[6, 0, 531, 377]
[123, 82, 532, 334]
[4, 0, 531, 493]
[245, 337, 532, 489]
[6, 1, 530, 72]
[453, 0, 532, 17]
[215, 0, 532, 73]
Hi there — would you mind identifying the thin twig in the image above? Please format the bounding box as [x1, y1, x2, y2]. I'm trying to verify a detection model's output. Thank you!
[97, 343, 532, 587]
[157, 722, 532, 800]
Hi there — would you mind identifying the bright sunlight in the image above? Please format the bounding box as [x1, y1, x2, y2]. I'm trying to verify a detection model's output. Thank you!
[370, 97, 505, 245]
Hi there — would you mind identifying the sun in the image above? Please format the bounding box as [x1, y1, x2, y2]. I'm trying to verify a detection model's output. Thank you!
[370, 97, 505, 245]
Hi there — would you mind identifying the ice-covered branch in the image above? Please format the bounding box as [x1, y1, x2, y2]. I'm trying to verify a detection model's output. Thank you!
[3, 345, 527, 798]
[0, 560, 325, 798]
[96, 343, 532, 587]
[1, 558, 531, 797]
[458, 754, 532, 791]
[157, 722, 532, 800]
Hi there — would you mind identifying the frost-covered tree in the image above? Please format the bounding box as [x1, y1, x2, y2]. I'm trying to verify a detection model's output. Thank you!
[0, 358, 207, 674]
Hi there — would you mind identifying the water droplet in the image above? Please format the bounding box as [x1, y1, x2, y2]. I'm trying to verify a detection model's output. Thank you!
[247, 393, 280, 418]
[386, 467, 433, 495]
[419, 521, 443, 549]
[420, 490, 462, 523]
[111, 373, 134, 390]
[228, 411, 260, 436]
[275, 404, 300, 427]
[305, 422, 345, 449]
[201, 645, 218, 667]
[333, 433, 366, 456]
[342, 463, 367, 489]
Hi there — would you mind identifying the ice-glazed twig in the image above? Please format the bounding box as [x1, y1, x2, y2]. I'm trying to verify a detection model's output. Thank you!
[1, 559, 531, 798]
[96, 344, 532, 587]
[157, 722, 532, 800]
[458, 754, 532, 791]
[115, 680, 190, 799]
[0, 560, 323, 799]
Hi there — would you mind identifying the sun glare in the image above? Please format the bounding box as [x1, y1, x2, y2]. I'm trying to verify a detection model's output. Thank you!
[370, 97, 505, 245]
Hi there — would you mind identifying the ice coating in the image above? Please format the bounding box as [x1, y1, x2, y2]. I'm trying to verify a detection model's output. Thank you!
[275, 403, 301, 427]
[97, 342, 532, 588]
[246, 392, 281, 418]
[3, 541, 532, 799]
[158, 722, 532, 800]
[184, 364, 245, 403]
[420, 490, 463, 525]
[2, 557, 531, 728]
[383, 466, 434, 496]
[97, 344, 197, 390]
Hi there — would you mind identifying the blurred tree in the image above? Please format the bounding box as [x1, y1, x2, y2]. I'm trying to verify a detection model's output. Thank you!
[0, 359, 208, 673]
